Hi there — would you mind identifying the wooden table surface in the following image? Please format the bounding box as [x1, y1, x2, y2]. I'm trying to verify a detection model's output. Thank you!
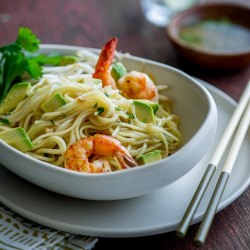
[0, 0, 249, 249]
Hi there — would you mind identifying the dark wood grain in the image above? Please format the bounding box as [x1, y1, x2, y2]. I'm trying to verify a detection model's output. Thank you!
[0, 0, 249, 249]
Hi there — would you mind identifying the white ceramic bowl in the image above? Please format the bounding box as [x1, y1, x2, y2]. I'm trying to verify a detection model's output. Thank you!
[0, 45, 218, 200]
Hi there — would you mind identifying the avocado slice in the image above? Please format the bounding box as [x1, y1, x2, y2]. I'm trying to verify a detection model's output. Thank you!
[111, 62, 127, 82]
[41, 92, 67, 112]
[0, 82, 31, 115]
[139, 100, 159, 114]
[60, 55, 78, 66]
[133, 100, 155, 123]
[0, 127, 33, 152]
[139, 150, 162, 164]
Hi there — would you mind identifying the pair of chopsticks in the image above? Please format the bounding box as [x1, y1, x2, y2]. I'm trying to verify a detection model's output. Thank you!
[176, 79, 250, 246]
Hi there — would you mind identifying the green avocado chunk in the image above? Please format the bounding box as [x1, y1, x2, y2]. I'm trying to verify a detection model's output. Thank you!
[139, 150, 162, 164]
[139, 100, 159, 114]
[111, 62, 127, 81]
[41, 92, 67, 112]
[0, 127, 33, 152]
[133, 100, 156, 123]
[60, 55, 78, 66]
[0, 82, 31, 115]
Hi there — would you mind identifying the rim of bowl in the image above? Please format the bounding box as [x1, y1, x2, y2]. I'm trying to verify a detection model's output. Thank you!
[167, 2, 250, 57]
[0, 44, 217, 179]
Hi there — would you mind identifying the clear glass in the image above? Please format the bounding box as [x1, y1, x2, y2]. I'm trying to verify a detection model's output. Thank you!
[141, 0, 199, 27]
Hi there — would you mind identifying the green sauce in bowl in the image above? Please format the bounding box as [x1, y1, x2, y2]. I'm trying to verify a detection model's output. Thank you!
[179, 19, 250, 52]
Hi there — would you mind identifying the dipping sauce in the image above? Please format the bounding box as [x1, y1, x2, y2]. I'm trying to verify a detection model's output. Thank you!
[179, 19, 250, 52]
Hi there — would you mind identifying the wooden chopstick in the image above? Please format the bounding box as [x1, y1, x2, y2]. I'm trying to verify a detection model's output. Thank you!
[176, 79, 250, 240]
[194, 99, 250, 245]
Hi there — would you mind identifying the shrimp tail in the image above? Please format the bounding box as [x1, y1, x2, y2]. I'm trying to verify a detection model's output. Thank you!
[93, 38, 118, 89]
[116, 152, 137, 169]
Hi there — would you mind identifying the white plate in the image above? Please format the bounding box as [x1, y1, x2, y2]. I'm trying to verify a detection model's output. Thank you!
[0, 45, 218, 200]
[0, 82, 249, 237]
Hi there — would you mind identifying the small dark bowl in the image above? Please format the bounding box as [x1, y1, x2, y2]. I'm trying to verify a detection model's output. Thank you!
[167, 3, 250, 70]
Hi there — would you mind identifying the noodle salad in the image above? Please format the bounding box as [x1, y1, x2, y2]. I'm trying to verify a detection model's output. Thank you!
[0, 35, 181, 173]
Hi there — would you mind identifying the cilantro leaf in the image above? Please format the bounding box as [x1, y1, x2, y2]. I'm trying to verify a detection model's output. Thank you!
[27, 53, 73, 68]
[0, 43, 27, 101]
[16, 27, 40, 53]
[97, 107, 105, 115]
[0, 27, 78, 103]
[0, 27, 41, 102]
[0, 118, 10, 124]
[26, 57, 42, 79]
[127, 112, 135, 119]
[30, 54, 62, 66]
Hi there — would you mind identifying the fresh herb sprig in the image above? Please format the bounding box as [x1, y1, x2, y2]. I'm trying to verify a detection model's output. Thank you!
[0, 27, 80, 103]
[0, 27, 41, 102]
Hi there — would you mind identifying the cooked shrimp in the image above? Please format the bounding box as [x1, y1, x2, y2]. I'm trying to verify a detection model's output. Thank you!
[64, 134, 137, 173]
[89, 157, 113, 173]
[93, 38, 118, 89]
[117, 71, 158, 101]
[94, 38, 158, 101]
